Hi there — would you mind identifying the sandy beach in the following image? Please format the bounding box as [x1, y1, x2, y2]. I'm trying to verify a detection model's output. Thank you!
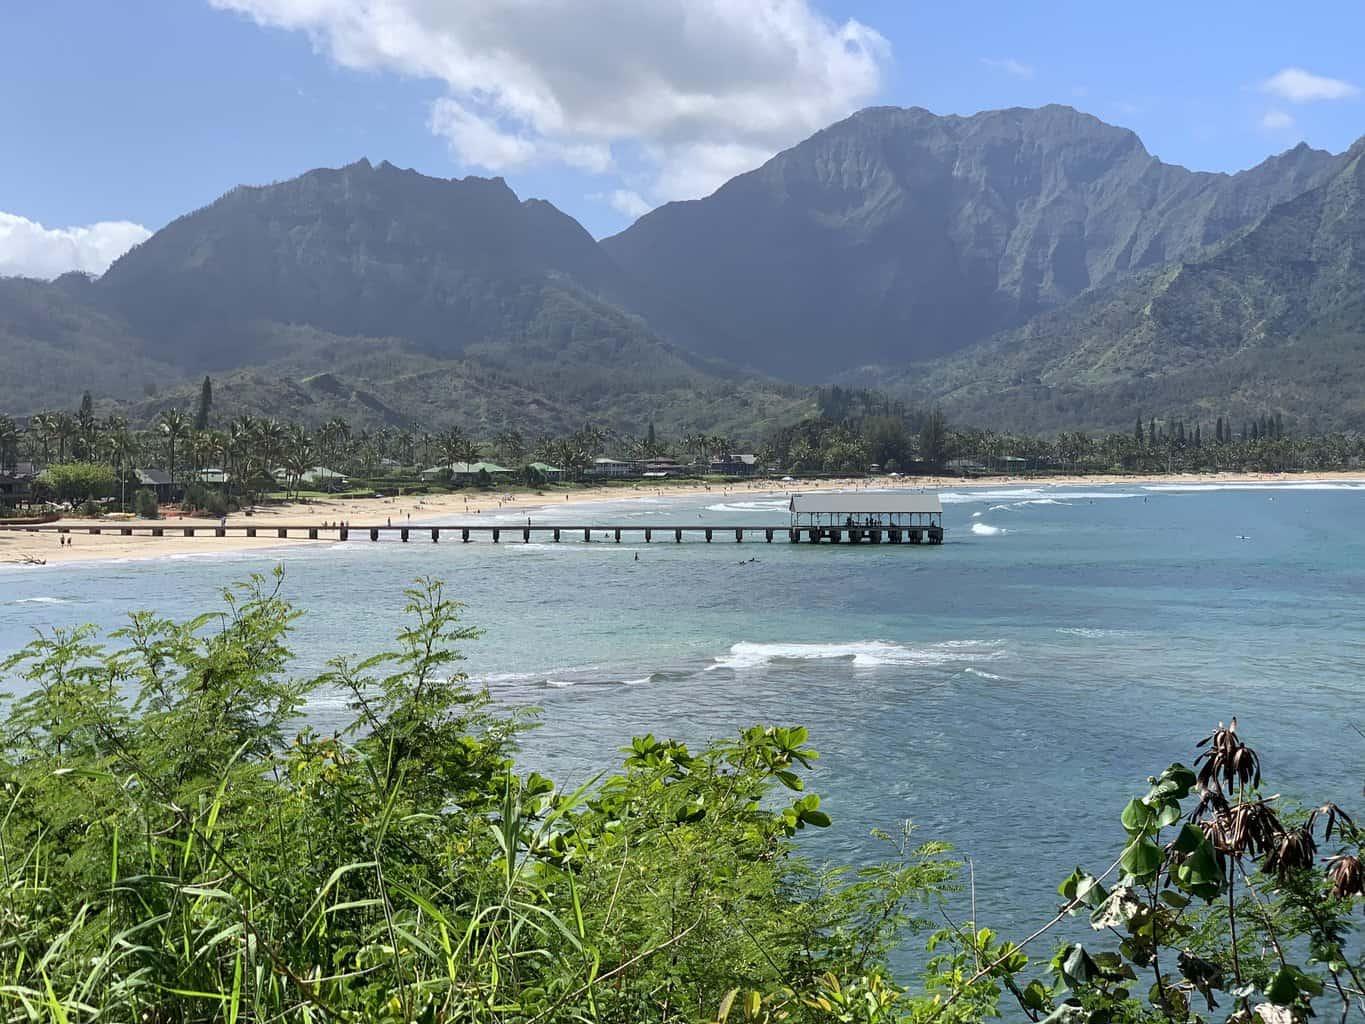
[3, 469, 1362, 568]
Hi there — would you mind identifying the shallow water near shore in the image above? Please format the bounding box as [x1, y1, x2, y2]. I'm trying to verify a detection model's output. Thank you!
[3, 482, 1364, 943]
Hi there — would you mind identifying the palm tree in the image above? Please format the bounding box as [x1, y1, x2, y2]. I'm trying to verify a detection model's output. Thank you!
[53, 413, 76, 463]
[434, 428, 467, 471]
[158, 409, 189, 486]
[283, 427, 313, 499]
[495, 429, 526, 468]
[0, 415, 19, 474]
[103, 426, 138, 510]
[28, 413, 55, 466]
[456, 437, 483, 468]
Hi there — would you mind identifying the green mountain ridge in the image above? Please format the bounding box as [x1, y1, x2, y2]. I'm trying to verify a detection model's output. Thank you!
[2, 106, 1363, 436]
[844, 139, 1365, 431]
[604, 104, 1346, 375]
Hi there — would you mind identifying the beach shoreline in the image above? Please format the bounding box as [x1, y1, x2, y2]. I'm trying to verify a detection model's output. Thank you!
[4, 468, 1362, 568]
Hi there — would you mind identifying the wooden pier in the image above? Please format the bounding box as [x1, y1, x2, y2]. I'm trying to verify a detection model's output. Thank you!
[0, 522, 943, 545]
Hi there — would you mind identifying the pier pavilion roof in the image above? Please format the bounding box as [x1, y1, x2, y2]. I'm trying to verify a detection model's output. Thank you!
[789, 492, 942, 515]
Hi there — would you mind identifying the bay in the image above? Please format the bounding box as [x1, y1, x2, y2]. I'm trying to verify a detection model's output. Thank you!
[3, 481, 1363, 940]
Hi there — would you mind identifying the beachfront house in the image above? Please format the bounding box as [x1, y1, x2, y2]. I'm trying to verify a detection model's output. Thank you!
[526, 462, 564, 481]
[637, 456, 687, 478]
[298, 466, 349, 490]
[0, 461, 36, 507]
[589, 457, 633, 479]
[709, 453, 759, 476]
[132, 468, 181, 503]
[420, 461, 514, 484]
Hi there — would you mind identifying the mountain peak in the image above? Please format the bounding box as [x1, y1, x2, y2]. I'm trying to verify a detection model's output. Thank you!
[604, 104, 1346, 376]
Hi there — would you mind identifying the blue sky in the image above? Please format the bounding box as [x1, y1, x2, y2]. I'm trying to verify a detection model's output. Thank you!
[2, 0, 1363, 277]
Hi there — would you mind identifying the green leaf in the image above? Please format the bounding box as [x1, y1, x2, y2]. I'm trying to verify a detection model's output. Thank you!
[1021, 980, 1051, 1012]
[1120, 798, 1154, 835]
[1120, 839, 1162, 881]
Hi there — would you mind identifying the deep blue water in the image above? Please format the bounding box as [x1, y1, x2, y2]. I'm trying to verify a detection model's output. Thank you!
[3, 481, 1363, 943]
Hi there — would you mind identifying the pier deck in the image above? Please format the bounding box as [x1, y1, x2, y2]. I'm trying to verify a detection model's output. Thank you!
[0, 523, 944, 545]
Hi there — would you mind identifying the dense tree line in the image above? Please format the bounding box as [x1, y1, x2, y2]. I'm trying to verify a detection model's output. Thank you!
[0, 384, 762, 512]
[4, 383, 1363, 515]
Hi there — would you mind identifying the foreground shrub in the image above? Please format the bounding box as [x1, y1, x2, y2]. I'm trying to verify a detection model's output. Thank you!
[0, 573, 1359, 1022]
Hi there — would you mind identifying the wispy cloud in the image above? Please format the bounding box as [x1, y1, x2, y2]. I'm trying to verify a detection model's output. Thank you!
[590, 189, 652, 220]
[1260, 109, 1295, 131]
[980, 57, 1034, 80]
[1260, 67, 1359, 103]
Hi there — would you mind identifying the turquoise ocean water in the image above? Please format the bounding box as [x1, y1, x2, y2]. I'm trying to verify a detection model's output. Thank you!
[3, 482, 1363, 939]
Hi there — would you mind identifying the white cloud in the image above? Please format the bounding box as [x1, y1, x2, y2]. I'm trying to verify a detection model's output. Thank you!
[0, 212, 150, 279]
[1260, 67, 1359, 103]
[981, 57, 1034, 80]
[211, 0, 889, 203]
[1260, 109, 1295, 131]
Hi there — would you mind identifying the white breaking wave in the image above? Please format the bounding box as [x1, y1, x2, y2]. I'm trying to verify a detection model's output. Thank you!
[961, 667, 1007, 681]
[1143, 482, 1365, 493]
[15, 596, 69, 604]
[708, 638, 1007, 671]
[971, 522, 1005, 536]
[704, 499, 791, 513]
[1055, 627, 1134, 639]
[544, 679, 575, 689]
[942, 489, 1142, 505]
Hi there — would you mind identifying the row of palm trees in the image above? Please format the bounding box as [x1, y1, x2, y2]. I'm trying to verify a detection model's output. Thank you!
[2, 407, 757, 501]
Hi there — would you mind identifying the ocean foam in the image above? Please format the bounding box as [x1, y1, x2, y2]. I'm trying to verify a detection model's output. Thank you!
[971, 522, 1005, 536]
[942, 489, 1141, 505]
[1055, 627, 1134, 639]
[15, 596, 69, 604]
[708, 639, 1006, 671]
[704, 499, 791, 513]
[1142, 482, 1365, 493]
[961, 667, 1007, 681]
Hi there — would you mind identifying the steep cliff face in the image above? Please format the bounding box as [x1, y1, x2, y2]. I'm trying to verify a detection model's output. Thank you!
[96, 159, 635, 367]
[604, 105, 1343, 375]
[852, 139, 1365, 432]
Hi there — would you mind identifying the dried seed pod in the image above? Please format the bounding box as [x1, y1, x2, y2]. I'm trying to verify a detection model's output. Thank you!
[1262, 826, 1317, 881]
[1195, 718, 1262, 792]
[1325, 854, 1364, 898]
[1307, 803, 1356, 842]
